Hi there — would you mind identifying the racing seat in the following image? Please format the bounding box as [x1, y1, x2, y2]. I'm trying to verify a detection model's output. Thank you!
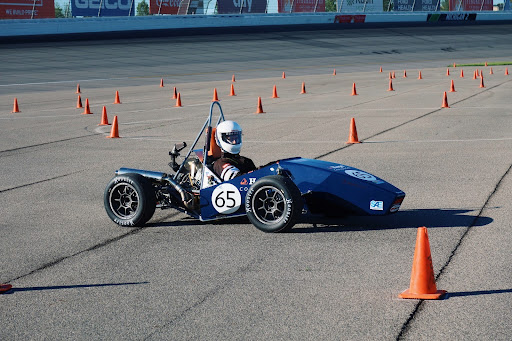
[207, 127, 222, 160]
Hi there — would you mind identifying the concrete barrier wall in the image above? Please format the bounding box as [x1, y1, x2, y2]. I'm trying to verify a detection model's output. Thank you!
[1, 12, 512, 39]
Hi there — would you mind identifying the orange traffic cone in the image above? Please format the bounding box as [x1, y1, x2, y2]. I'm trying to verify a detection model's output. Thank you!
[82, 98, 92, 115]
[379, 66, 383, 73]
[399, 227, 447, 300]
[446, 68, 450, 76]
[255, 97, 265, 114]
[489, 67, 493, 75]
[388, 79, 394, 91]
[460, 69, 464, 78]
[453, 62, 456, 67]
[114, 91, 121, 104]
[160, 78, 164, 87]
[12, 98, 20, 113]
[485, 61, 488, 66]
[272, 85, 279, 98]
[480, 69, 483, 78]
[351, 83, 358, 96]
[232, 74, 236, 82]
[418, 71, 423, 80]
[172, 87, 178, 99]
[473, 70, 477, 79]
[403, 70, 407, 78]
[0, 283, 12, 293]
[76, 83, 81, 94]
[441, 92, 450, 108]
[389, 72, 392, 80]
[76, 95, 83, 109]
[392, 71, 396, 79]
[175, 93, 182, 107]
[333, 69, 337, 76]
[212, 88, 219, 102]
[300, 82, 306, 94]
[346, 118, 360, 144]
[98, 106, 110, 126]
[106, 115, 120, 138]
[449, 79, 456, 92]
[229, 84, 236, 96]
[282, 72, 286, 79]
[480, 77, 485, 88]
[505, 67, 509, 75]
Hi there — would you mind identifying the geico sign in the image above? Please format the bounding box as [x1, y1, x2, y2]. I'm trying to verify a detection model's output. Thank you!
[75, 0, 132, 10]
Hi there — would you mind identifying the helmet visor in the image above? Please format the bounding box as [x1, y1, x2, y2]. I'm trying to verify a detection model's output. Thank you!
[221, 131, 242, 145]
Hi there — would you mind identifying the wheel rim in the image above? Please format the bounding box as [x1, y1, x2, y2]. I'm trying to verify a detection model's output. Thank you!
[251, 185, 286, 225]
[109, 183, 139, 220]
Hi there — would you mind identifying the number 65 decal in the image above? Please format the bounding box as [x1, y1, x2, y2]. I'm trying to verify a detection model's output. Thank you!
[211, 183, 242, 214]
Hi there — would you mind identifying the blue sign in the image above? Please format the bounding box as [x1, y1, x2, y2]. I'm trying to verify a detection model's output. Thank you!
[72, 0, 134, 17]
[217, 0, 267, 14]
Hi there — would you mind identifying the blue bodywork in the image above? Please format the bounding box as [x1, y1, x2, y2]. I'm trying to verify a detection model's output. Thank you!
[199, 157, 405, 221]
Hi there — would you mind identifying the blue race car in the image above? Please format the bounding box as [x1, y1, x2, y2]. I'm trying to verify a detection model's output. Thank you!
[104, 102, 405, 232]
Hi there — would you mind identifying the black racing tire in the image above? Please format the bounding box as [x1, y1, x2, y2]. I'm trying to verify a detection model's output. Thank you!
[245, 175, 302, 233]
[104, 173, 156, 227]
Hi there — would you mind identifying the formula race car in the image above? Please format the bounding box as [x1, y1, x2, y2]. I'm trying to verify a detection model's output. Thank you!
[104, 102, 405, 232]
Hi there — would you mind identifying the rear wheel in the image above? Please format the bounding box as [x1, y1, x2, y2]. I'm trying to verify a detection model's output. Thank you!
[104, 173, 156, 227]
[245, 175, 302, 233]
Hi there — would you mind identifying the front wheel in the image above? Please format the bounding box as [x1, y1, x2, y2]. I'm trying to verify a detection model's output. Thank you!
[245, 175, 302, 233]
[104, 173, 156, 227]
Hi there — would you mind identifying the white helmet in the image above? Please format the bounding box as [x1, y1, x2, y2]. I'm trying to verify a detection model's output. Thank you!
[216, 120, 242, 154]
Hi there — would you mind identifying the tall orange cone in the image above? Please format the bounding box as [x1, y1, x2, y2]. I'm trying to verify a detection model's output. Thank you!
[449, 79, 456, 92]
[76, 83, 81, 94]
[272, 85, 279, 98]
[172, 87, 178, 99]
[480, 69, 483, 78]
[255, 97, 265, 114]
[489, 67, 493, 75]
[0, 283, 12, 293]
[160, 78, 164, 87]
[453, 62, 456, 67]
[76, 95, 83, 109]
[379, 66, 383, 73]
[175, 93, 182, 107]
[460, 69, 464, 78]
[229, 84, 236, 96]
[212, 88, 219, 102]
[351, 83, 358, 96]
[333, 69, 337, 76]
[473, 70, 477, 79]
[98, 106, 110, 126]
[232, 74, 236, 82]
[485, 61, 488, 66]
[418, 71, 423, 79]
[446, 68, 450, 76]
[345, 118, 360, 144]
[12, 98, 20, 113]
[399, 227, 447, 300]
[282, 72, 286, 79]
[81, 98, 92, 114]
[505, 67, 509, 75]
[114, 91, 121, 104]
[392, 71, 396, 79]
[480, 77, 485, 88]
[441, 91, 450, 108]
[300, 82, 306, 94]
[387, 79, 394, 91]
[106, 115, 120, 138]
[389, 72, 392, 80]
[403, 70, 407, 78]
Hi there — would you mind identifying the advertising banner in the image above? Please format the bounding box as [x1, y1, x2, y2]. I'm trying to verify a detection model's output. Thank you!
[149, 0, 180, 14]
[72, 0, 135, 16]
[0, 0, 54, 19]
[449, 0, 492, 10]
[337, 0, 383, 12]
[217, 0, 267, 13]
[278, 0, 325, 13]
[394, 0, 438, 11]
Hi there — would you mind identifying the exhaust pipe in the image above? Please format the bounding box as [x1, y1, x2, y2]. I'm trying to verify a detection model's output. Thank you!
[116, 168, 195, 209]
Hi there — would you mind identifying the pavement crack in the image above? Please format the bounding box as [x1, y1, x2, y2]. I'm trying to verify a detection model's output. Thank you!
[0, 171, 83, 194]
[396, 160, 512, 340]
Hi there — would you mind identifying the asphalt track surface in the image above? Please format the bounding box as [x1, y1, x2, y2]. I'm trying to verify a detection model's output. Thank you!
[1, 25, 512, 340]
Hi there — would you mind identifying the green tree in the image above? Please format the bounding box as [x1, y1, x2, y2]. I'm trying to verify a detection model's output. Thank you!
[441, 0, 449, 10]
[325, 0, 337, 12]
[137, 0, 150, 15]
[55, 3, 65, 18]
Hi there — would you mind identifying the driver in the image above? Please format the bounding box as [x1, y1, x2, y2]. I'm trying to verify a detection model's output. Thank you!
[213, 120, 256, 181]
